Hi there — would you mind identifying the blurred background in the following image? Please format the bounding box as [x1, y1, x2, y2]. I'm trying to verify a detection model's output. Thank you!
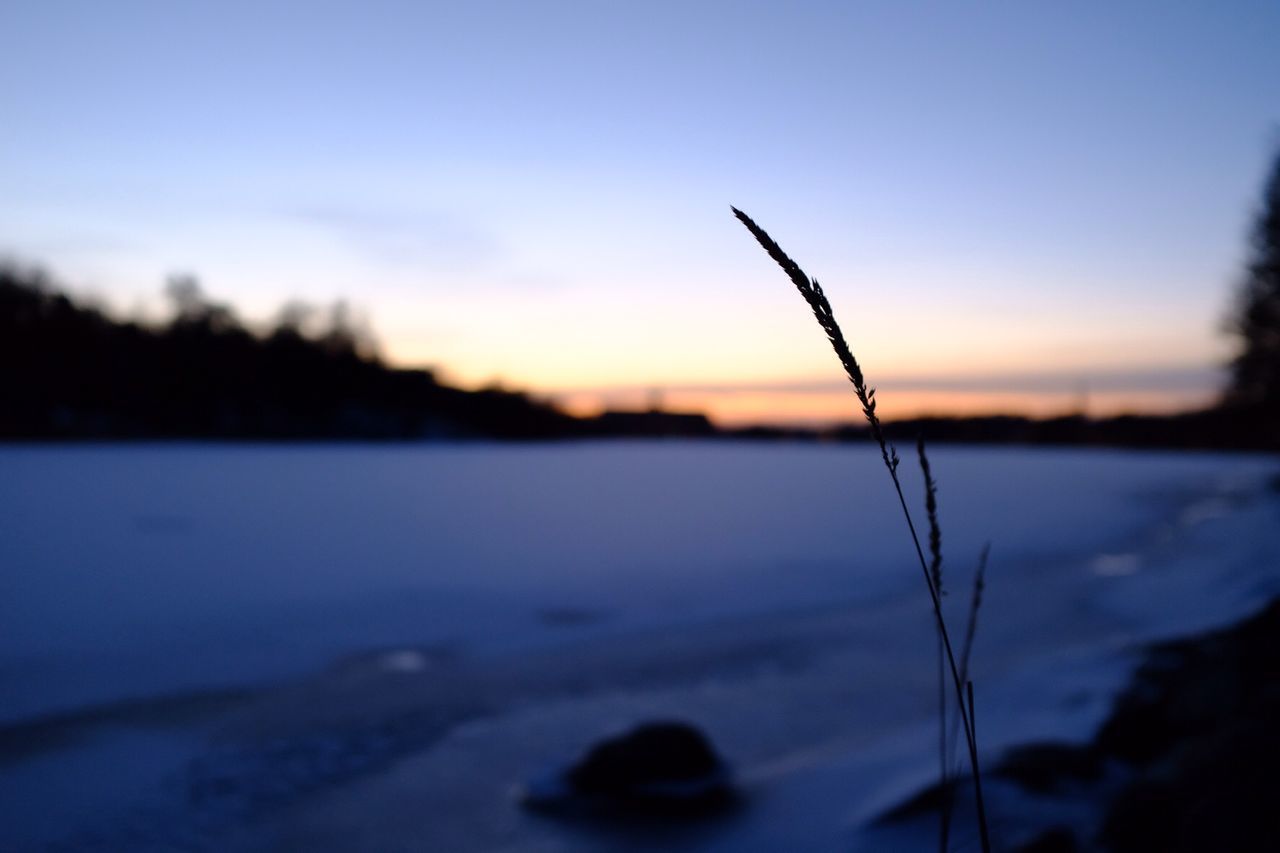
[5, 1, 1278, 429]
[2, 2, 1279, 851]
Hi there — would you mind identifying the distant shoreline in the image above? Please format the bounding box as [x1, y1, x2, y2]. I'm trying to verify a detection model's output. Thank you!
[3, 408, 1276, 453]
[4, 264, 1275, 451]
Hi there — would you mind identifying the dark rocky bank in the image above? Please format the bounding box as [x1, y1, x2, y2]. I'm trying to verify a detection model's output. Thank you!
[880, 596, 1280, 851]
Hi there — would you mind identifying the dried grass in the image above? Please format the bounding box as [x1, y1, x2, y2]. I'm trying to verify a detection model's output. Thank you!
[733, 206, 991, 853]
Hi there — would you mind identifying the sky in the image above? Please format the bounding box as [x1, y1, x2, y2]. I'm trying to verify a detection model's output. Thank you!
[3, 1, 1278, 425]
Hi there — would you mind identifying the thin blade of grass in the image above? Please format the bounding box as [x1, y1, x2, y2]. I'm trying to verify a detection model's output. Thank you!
[950, 543, 990, 780]
[733, 207, 990, 853]
[967, 681, 989, 853]
[918, 437, 951, 853]
[959, 544, 989, 691]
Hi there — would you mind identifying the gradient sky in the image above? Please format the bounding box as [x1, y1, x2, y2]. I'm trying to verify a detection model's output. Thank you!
[3, 1, 1279, 424]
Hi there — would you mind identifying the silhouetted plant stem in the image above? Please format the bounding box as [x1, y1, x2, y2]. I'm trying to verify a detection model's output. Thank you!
[917, 437, 951, 853]
[958, 544, 989, 705]
[732, 206, 990, 853]
[917, 438, 944, 595]
[936, 628, 950, 853]
[967, 681, 991, 853]
[947, 544, 990, 841]
[949, 544, 989, 770]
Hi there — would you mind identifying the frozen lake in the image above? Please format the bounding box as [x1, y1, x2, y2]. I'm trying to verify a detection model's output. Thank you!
[1, 442, 1277, 850]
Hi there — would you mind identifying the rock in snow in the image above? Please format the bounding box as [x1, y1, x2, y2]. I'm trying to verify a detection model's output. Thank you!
[520, 720, 737, 819]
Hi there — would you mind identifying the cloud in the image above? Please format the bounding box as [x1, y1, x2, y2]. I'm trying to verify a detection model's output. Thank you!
[285, 204, 505, 273]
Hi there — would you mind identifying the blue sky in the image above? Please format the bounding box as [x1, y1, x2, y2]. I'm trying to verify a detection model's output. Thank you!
[3, 1, 1278, 422]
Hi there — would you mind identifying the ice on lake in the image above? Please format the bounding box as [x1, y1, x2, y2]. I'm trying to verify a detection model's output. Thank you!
[1, 442, 1276, 851]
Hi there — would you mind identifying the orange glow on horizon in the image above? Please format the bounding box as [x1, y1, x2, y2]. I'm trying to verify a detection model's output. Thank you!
[550, 387, 1220, 427]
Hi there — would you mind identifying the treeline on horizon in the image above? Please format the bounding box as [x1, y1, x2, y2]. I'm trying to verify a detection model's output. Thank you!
[1, 262, 1275, 449]
[0, 263, 713, 441]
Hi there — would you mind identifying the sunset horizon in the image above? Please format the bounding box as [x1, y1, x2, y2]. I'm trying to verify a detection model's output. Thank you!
[6, 2, 1276, 433]
[4, 3, 1279, 849]
[10, 252, 1229, 426]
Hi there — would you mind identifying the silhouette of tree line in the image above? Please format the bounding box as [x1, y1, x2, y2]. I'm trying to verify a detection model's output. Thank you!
[0, 266, 602, 439]
[3, 145, 1277, 447]
[0, 256, 1272, 448]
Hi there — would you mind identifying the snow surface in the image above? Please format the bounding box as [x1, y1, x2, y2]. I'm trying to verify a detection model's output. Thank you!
[0, 442, 1276, 851]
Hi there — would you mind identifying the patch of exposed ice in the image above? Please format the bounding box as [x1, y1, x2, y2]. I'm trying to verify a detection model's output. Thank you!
[379, 650, 430, 673]
[1090, 552, 1141, 577]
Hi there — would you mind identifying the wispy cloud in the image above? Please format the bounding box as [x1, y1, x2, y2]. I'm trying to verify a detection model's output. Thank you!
[284, 204, 505, 273]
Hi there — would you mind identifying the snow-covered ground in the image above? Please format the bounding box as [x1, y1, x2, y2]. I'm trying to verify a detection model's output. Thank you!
[1, 442, 1276, 851]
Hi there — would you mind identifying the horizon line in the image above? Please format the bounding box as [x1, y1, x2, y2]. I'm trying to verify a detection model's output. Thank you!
[530, 364, 1225, 398]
